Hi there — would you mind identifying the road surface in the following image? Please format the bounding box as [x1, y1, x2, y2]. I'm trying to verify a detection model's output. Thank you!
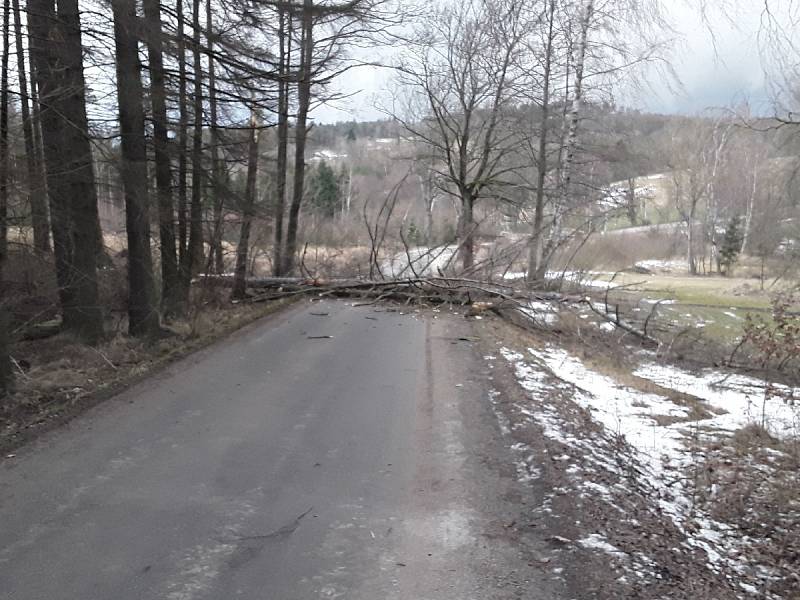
[0, 300, 563, 599]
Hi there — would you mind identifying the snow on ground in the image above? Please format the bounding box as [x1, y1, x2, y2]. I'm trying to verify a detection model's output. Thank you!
[517, 301, 559, 325]
[502, 272, 526, 281]
[547, 271, 619, 290]
[641, 297, 676, 305]
[309, 149, 348, 161]
[381, 246, 458, 278]
[579, 534, 626, 557]
[501, 270, 619, 290]
[495, 345, 794, 597]
[599, 184, 657, 210]
[634, 362, 800, 439]
[526, 345, 689, 487]
[634, 259, 686, 273]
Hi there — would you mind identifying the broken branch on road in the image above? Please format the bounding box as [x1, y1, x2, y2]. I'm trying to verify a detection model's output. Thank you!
[200, 274, 658, 345]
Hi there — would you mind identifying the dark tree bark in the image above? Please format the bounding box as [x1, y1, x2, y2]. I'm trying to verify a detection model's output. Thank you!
[457, 190, 474, 270]
[143, 0, 180, 316]
[272, 8, 292, 276]
[206, 0, 224, 274]
[29, 0, 103, 344]
[27, 36, 46, 211]
[27, 0, 71, 309]
[188, 0, 204, 276]
[282, 0, 313, 275]
[176, 0, 190, 296]
[0, 0, 12, 397]
[232, 117, 259, 301]
[57, 0, 104, 340]
[272, 5, 289, 276]
[111, 0, 160, 337]
[12, 0, 49, 254]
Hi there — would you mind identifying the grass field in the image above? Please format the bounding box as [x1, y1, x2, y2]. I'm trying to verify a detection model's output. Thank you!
[599, 271, 793, 345]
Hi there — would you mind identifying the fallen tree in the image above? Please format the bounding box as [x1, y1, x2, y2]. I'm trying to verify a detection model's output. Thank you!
[198, 274, 660, 346]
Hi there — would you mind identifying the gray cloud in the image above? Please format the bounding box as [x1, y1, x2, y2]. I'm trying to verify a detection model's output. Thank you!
[312, 2, 775, 123]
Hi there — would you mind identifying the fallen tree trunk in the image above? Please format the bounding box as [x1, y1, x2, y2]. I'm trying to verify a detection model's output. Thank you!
[198, 273, 658, 347]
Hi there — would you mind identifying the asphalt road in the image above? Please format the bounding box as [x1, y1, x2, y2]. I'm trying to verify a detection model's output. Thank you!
[0, 300, 563, 599]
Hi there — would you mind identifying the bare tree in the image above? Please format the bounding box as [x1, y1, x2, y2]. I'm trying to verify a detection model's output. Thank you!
[12, 0, 49, 254]
[188, 0, 205, 277]
[177, 0, 190, 296]
[206, 0, 225, 274]
[232, 114, 260, 300]
[394, 0, 524, 270]
[666, 122, 716, 275]
[525, 0, 560, 281]
[279, 0, 397, 275]
[111, 0, 161, 336]
[144, 0, 180, 315]
[272, 4, 290, 276]
[0, 0, 12, 397]
[523, 0, 672, 280]
[282, 0, 314, 275]
[28, 0, 103, 343]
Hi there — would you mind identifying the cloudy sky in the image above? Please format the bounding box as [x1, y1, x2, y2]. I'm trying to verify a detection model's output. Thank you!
[311, 2, 774, 124]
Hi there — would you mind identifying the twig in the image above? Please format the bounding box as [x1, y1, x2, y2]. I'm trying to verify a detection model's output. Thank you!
[10, 357, 31, 380]
[91, 347, 118, 370]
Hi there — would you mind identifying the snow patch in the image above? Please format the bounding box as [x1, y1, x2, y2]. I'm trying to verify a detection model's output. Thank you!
[580, 534, 626, 557]
[633, 362, 800, 439]
[381, 246, 458, 278]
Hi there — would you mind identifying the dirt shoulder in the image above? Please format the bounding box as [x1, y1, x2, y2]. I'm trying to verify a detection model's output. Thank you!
[470, 313, 796, 599]
[1, 298, 299, 456]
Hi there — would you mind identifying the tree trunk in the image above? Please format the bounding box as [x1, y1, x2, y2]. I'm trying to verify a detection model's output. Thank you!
[58, 0, 104, 342]
[741, 161, 757, 254]
[143, 0, 179, 316]
[272, 5, 289, 276]
[13, 0, 49, 254]
[421, 170, 434, 243]
[0, 0, 12, 397]
[458, 189, 474, 270]
[232, 116, 259, 301]
[28, 0, 72, 314]
[206, 0, 224, 274]
[176, 0, 190, 296]
[625, 177, 638, 225]
[112, 0, 160, 337]
[188, 0, 204, 276]
[527, 0, 556, 283]
[28, 48, 46, 199]
[29, 0, 103, 343]
[282, 0, 312, 275]
[546, 0, 593, 261]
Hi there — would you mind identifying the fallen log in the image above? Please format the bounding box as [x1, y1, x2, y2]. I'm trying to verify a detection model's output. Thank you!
[202, 274, 659, 346]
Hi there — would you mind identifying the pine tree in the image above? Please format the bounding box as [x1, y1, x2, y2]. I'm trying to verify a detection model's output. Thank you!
[309, 160, 341, 219]
[719, 216, 744, 276]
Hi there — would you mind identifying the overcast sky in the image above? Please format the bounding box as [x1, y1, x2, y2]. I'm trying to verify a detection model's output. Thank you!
[310, 2, 773, 124]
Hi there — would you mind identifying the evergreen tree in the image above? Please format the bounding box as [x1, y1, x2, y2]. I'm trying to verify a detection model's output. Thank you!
[309, 160, 341, 218]
[719, 215, 744, 276]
